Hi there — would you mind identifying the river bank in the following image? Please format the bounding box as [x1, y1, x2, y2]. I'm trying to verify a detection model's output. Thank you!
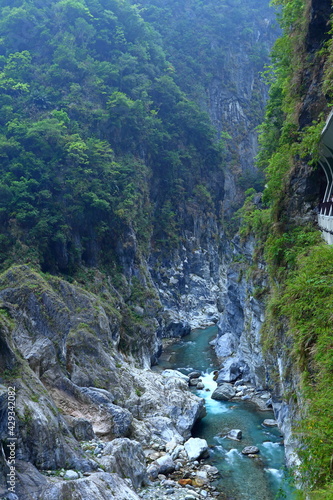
[148, 325, 296, 500]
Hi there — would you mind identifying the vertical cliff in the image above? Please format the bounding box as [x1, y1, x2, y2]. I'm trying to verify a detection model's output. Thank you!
[134, 0, 277, 216]
[214, 0, 333, 495]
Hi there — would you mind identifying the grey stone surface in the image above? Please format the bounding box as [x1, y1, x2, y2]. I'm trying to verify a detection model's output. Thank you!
[100, 438, 147, 489]
[154, 454, 176, 475]
[211, 383, 235, 401]
[242, 446, 260, 455]
[227, 429, 242, 441]
[263, 419, 278, 427]
[184, 437, 209, 461]
[67, 418, 95, 442]
[41, 472, 141, 499]
[63, 470, 79, 480]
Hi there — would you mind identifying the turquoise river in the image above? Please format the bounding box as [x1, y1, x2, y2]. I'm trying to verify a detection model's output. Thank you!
[155, 325, 296, 500]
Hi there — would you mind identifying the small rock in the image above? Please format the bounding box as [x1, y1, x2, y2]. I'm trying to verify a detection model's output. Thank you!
[263, 419, 278, 427]
[234, 380, 245, 387]
[165, 488, 174, 495]
[148, 451, 162, 461]
[63, 470, 79, 480]
[171, 444, 184, 460]
[189, 371, 201, 379]
[202, 465, 219, 475]
[196, 471, 208, 480]
[162, 479, 176, 487]
[155, 454, 176, 474]
[227, 429, 242, 441]
[147, 464, 159, 479]
[242, 446, 260, 455]
[179, 478, 193, 486]
[189, 379, 199, 386]
[200, 491, 208, 498]
[196, 382, 205, 390]
[193, 477, 206, 487]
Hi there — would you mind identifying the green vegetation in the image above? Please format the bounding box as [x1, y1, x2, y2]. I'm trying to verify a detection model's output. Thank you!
[0, 0, 224, 274]
[237, 0, 333, 494]
[130, 0, 273, 104]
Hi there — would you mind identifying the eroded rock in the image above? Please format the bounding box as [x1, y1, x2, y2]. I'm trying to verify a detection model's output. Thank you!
[211, 383, 235, 401]
[100, 438, 147, 489]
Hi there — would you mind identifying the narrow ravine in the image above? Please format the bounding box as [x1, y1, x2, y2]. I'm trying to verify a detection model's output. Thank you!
[156, 326, 296, 499]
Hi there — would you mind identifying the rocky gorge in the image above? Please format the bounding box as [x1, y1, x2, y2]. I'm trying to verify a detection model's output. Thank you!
[2, 0, 333, 497]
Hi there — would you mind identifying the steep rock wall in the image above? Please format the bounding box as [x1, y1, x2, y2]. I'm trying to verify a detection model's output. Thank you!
[0, 266, 205, 498]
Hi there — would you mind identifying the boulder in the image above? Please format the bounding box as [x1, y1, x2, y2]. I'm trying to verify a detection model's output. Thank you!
[211, 383, 235, 401]
[188, 371, 201, 379]
[63, 470, 79, 480]
[155, 454, 176, 474]
[216, 359, 250, 384]
[227, 429, 242, 441]
[196, 382, 205, 390]
[101, 404, 133, 438]
[147, 464, 159, 480]
[100, 438, 147, 489]
[242, 446, 260, 455]
[184, 437, 209, 461]
[145, 416, 184, 443]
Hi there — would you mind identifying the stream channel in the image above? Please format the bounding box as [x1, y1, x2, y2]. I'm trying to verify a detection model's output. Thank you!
[155, 325, 296, 499]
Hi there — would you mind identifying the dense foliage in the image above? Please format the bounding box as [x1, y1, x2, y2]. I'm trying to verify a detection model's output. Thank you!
[240, 0, 333, 494]
[131, 0, 273, 104]
[133, 0, 275, 197]
[0, 0, 224, 273]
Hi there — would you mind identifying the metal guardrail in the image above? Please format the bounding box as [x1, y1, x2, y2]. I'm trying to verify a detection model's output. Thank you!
[318, 111, 333, 245]
[318, 204, 333, 244]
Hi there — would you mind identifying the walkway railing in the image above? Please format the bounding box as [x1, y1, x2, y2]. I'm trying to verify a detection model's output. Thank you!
[318, 110, 333, 245]
[318, 202, 333, 244]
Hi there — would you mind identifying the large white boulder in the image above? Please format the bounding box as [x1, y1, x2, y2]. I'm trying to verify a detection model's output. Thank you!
[184, 437, 209, 461]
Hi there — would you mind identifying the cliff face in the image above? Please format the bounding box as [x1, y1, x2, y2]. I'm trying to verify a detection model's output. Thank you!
[0, 266, 205, 498]
[206, 17, 276, 215]
[214, 235, 267, 389]
[212, 0, 333, 485]
[135, 0, 277, 216]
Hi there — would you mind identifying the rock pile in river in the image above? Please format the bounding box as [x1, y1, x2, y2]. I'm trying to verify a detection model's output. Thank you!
[142, 441, 221, 500]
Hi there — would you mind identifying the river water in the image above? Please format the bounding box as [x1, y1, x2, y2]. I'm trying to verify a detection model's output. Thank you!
[156, 325, 296, 500]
